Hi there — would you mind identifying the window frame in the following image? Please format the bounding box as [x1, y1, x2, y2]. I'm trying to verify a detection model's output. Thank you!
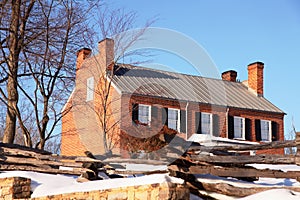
[86, 77, 94, 101]
[260, 119, 272, 142]
[233, 116, 245, 140]
[138, 104, 151, 125]
[168, 108, 180, 132]
[201, 112, 213, 135]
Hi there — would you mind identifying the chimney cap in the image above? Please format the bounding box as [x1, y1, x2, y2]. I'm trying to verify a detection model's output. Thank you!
[221, 70, 237, 75]
[222, 70, 238, 82]
[98, 38, 114, 44]
[248, 61, 264, 66]
[76, 47, 92, 57]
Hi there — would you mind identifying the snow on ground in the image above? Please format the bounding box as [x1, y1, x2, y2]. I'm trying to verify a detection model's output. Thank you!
[0, 171, 183, 198]
[125, 164, 167, 171]
[196, 174, 300, 188]
[188, 134, 259, 145]
[240, 189, 300, 200]
[1, 163, 300, 199]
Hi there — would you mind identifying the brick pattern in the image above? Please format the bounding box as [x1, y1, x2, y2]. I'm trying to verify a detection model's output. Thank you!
[248, 62, 264, 96]
[62, 87, 285, 156]
[76, 48, 91, 71]
[257, 148, 284, 155]
[61, 99, 87, 156]
[222, 70, 237, 82]
[0, 177, 31, 199]
[125, 94, 284, 142]
[61, 40, 284, 156]
[61, 38, 120, 156]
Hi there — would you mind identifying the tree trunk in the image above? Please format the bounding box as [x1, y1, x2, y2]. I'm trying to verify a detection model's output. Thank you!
[3, 0, 21, 144]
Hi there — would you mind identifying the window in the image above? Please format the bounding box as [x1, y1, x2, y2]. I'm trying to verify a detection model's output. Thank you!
[138, 104, 151, 125]
[228, 116, 251, 140]
[168, 108, 180, 131]
[260, 120, 271, 142]
[233, 117, 245, 139]
[86, 77, 94, 101]
[201, 112, 212, 135]
[256, 119, 278, 142]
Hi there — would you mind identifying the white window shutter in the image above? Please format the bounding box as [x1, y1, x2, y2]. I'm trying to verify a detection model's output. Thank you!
[86, 77, 94, 101]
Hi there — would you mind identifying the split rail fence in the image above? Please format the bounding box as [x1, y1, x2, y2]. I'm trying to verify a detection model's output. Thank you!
[1, 132, 300, 198]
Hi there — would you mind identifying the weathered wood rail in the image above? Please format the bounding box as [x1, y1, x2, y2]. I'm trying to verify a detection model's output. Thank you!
[1, 132, 300, 199]
[168, 132, 300, 198]
[189, 139, 296, 152]
[0, 143, 91, 175]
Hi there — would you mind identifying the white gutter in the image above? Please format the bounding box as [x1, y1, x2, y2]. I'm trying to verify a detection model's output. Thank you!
[226, 107, 229, 138]
[185, 102, 189, 140]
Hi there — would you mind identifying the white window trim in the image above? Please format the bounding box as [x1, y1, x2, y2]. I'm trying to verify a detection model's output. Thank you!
[168, 108, 180, 132]
[261, 120, 272, 142]
[86, 77, 94, 101]
[201, 112, 213, 135]
[233, 116, 245, 140]
[138, 104, 151, 125]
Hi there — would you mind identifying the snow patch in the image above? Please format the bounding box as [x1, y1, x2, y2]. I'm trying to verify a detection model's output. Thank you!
[0, 171, 183, 198]
[240, 189, 300, 200]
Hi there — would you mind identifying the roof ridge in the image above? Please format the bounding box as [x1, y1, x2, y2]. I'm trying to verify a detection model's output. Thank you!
[116, 63, 244, 84]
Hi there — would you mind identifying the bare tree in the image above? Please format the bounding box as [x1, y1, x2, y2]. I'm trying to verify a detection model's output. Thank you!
[90, 6, 156, 153]
[0, 0, 36, 145]
[0, 0, 99, 150]
[285, 118, 297, 155]
[19, 0, 95, 149]
[1, 0, 155, 153]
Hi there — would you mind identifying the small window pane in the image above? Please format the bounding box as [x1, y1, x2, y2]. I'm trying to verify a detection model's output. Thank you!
[138, 105, 151, 125]
[234, 117, 244, 139]
[168, 109, 179, 131]
[201, 113, 211, 135]
[261, 120, 271, 141]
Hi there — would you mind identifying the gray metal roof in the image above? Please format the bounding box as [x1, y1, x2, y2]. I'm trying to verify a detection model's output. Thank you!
[112, 64, 284, 114]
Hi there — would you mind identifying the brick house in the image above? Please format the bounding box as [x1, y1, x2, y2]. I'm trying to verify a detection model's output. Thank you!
[61, 38, 285, 157]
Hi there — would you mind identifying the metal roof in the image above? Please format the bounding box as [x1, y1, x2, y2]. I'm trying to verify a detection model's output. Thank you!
[111, 64, 284, 114]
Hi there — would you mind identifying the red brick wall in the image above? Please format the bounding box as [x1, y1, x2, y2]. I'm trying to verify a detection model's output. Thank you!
[121, 94, 284, 154]
[248, 62, 264, 96]
[62, 89, 284, 156]
[222, 70, 237, 82]
[61, 39, 119, 156]
[62, 43, 283, 156]
[61, 99, 87, 156]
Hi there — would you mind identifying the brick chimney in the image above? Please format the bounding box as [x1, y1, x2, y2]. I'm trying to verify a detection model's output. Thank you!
[76, 48, 91, 71]
[98, 38, 114, 71]
[247, 61, 264, 96]
[222, 70, 237, 82]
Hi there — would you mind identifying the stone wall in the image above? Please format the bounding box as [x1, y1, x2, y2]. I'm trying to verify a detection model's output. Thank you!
[0, 177, 31, 199]
[0, 176, 189, 200]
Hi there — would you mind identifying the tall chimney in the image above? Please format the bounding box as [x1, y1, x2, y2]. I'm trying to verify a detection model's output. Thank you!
[76, 48, 91, 71]
[222, 70, 237, 82]
[98, 38, 114, 71]
[247, 61, 264, 96]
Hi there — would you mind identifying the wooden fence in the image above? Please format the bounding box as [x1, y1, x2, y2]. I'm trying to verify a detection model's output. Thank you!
[1, 132, 300, 198]
[167, 132, 300, 198]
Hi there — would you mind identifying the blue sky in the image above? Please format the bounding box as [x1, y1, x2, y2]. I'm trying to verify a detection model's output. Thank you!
[108, 0, 300, 136]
